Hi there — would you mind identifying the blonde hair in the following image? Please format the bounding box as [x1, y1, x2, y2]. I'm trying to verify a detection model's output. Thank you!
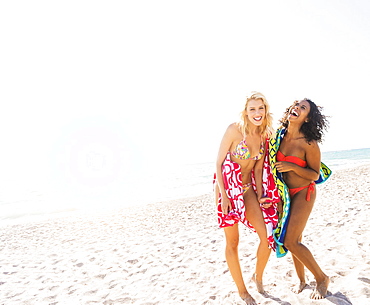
[238, 91, 274, 138]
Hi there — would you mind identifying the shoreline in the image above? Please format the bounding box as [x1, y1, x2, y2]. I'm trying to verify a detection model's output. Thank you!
[1, 164, 370, 304]
[0, 159, 368, 227]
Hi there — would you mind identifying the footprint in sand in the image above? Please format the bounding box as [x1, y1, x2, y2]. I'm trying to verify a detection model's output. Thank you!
[84, 289, 98, 295]
[286, 270, 294, 277]
[109, 283, 118, 289]
[52, 260, 62, 265]
[42, 295, 57, 302]
[49, 285, 59, 291]
[127, 259, 139, 264]
[358, 277, 370, 284]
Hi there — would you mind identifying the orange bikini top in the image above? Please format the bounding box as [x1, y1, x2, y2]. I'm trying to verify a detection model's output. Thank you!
[277, 151, 307, 167]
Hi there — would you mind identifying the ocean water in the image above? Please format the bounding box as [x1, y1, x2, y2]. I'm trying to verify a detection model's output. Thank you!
[321, 148, 370, 170]
[1, 148, 369, 226]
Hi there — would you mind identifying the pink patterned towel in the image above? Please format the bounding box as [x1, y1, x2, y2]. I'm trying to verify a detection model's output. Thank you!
[214, 146, 279, 250]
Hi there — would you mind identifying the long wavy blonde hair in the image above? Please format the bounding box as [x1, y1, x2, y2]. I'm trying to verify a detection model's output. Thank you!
[238, 91, 274, 138]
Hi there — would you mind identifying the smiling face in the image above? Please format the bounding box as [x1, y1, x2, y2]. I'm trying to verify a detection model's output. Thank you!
[288, 100, 311, 124]
[246, 98, 266, 126]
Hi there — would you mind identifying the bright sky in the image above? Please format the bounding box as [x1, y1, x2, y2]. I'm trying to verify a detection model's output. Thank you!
[1, 1, 369, 195]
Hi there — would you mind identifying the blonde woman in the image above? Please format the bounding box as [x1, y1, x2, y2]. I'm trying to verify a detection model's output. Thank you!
[214, 92, 276, 304]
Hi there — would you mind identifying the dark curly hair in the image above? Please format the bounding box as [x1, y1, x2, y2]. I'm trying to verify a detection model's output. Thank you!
[279, 98, 329, 143]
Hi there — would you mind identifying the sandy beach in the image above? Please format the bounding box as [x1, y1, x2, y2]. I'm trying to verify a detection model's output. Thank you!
[1, 164, 369, 305]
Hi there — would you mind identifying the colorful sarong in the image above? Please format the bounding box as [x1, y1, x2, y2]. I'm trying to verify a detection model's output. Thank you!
[214, 148, 279, 250]
[215, 152, 246, 227]
[269, 128, 332, 258]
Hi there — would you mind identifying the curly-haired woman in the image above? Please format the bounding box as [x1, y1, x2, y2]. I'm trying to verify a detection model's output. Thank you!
[274, 98, 330, 299]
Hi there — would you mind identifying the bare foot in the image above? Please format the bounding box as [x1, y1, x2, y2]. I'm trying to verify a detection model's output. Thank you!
[240, 292, 257, 305]
[310, 276, 329, 299]
[251, 273, 265, 294]
[292, 281, 308, 294]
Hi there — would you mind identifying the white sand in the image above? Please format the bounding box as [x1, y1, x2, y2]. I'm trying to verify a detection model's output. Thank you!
[1, 165, 370, 305]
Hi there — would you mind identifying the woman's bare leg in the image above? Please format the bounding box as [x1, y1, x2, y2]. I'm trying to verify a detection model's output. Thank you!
[284, 190, 329, 299]
[224, 224, 257, 304]
[244, 188, 271, 294]
[291, 235, 308, 293]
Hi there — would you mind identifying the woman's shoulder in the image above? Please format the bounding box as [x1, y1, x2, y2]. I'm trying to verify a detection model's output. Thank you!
[303, 138, 319, 151]
[226, 122, 241, 133]
[224, 122, 242, 141]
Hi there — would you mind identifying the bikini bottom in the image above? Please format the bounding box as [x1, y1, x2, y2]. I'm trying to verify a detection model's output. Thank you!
[289, 182, 315, 201]
[242, 183, 252, 195]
